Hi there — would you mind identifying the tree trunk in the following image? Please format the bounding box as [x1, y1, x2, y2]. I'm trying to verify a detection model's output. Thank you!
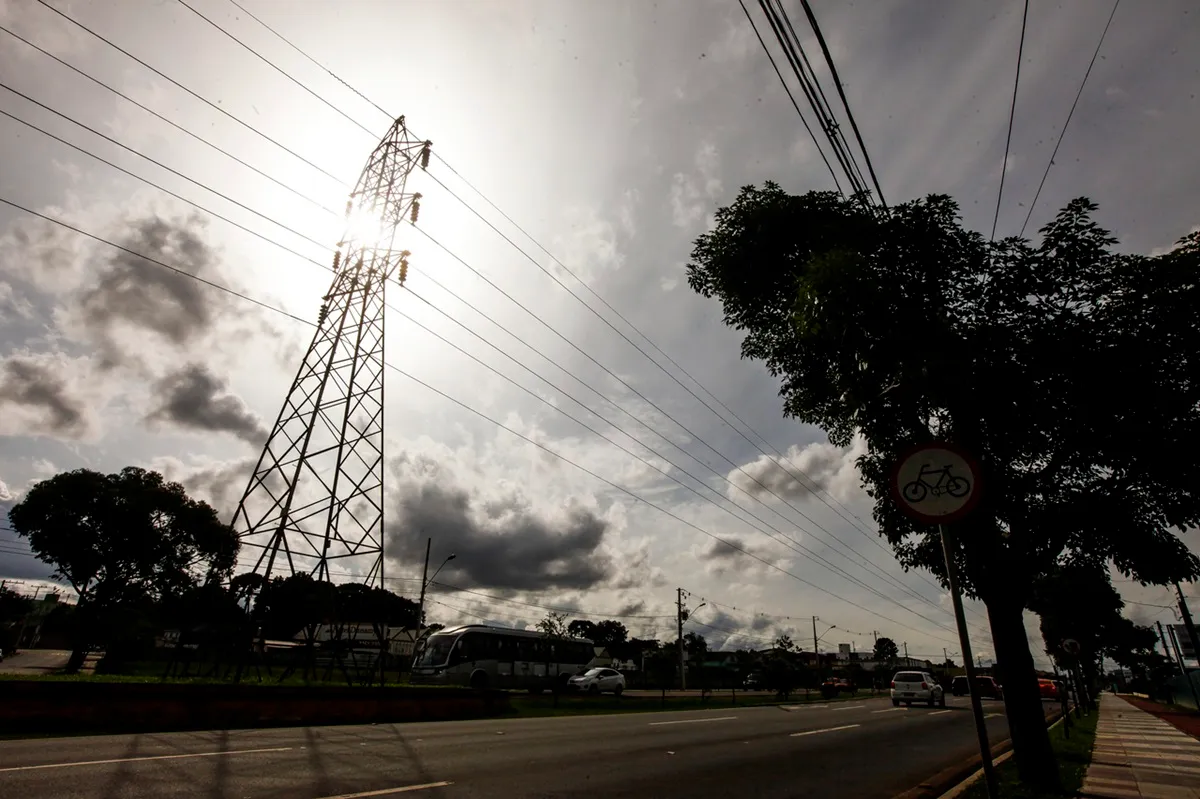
[986, 595, 1059, 790]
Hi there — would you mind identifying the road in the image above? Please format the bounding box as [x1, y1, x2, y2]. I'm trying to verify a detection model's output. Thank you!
[0, 649, 70, 675]
[0, 694, 1014, 798]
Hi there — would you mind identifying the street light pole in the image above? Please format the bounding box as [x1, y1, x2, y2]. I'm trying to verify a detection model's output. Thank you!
[417, 538, 431, 627]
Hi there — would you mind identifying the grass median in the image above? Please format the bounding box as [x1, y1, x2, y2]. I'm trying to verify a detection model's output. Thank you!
[958, 709, 1097, 799]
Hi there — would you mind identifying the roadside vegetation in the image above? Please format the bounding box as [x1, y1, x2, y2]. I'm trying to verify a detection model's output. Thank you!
[960, 710, 1098, 799]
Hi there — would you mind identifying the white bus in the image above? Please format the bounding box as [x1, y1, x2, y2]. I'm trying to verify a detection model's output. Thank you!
[410, 624, 596, 691]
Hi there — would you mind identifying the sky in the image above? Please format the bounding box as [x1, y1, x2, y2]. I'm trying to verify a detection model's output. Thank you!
[1, 0, 1198, 669]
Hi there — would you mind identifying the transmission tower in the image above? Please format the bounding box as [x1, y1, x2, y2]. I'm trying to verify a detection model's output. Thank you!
[232, 116, 430, 589]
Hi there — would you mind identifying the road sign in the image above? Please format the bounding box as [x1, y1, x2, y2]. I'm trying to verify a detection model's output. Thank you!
[890, 441, 981, 525]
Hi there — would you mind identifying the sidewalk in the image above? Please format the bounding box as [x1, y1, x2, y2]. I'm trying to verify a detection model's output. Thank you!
[1081, 694, 1200, 799]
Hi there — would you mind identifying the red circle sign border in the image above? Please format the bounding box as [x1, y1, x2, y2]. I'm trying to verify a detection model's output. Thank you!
[888, 440, 983, 526]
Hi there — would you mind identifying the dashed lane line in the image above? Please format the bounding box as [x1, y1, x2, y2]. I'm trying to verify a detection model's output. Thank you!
[0, 747, 292, 773]
[317, 783, 453, 798]
[791, 724, 861, 737]
[649, 716, 738, 726]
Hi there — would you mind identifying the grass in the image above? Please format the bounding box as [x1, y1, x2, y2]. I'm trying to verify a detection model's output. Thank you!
[959, 709, 1098, 799]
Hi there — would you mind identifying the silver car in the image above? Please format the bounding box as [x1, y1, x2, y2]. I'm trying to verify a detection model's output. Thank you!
[891, 670, 946, 707]
[568, 667, 625, 695]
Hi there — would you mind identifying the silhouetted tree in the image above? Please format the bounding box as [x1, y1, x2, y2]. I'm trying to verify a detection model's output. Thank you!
[688, 186, 1200, 787]
[8, 467, 239, 671]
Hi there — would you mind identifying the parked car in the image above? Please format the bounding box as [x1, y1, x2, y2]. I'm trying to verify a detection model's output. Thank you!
[951, 675, 1003, 699]
[567, 667, 625, 695]
[891, 670, 946, 707]
[744, 672, 765, 689]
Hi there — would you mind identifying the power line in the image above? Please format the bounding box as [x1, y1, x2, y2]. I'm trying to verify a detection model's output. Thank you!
[0, 24, 341, 217]
[172, 0, 376, 139]
[991, 0, 1029, 242]
[193, 0, 960, 621]
[757, 0, 869, 198]
[30, 0, 347, 187]
[0, 199, 961, 645]
[0, 80, 955, 631]
[0, 103, 328, 270]
[735, 0, 843, 194]
[0, 81, 329, 252]
[797, 0, 887, 207]
[1019, 0, 1121, 238]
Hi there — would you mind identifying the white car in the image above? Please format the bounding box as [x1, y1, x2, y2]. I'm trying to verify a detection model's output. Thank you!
[568, 667, 625, 695]
[891, 670, 946, 707]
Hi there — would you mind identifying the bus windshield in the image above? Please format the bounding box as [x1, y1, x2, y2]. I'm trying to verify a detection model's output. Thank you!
[415, 633, 459, 668]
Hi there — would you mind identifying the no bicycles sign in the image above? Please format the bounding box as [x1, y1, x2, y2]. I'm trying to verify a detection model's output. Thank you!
[889, 441, 981, 525]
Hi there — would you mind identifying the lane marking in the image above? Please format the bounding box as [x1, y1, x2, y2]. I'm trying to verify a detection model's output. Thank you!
[872, 708, 905, 714]
[930, 710, 953, 716]
[791, 724, 860, 737]
[318, 783, 453, 798]
[649, 715, 738, 726]
[781, 704, 826, 710]
[833, 705, 865, 711]
[985, 713, 1003, 718]
[0, 746, 292, 773]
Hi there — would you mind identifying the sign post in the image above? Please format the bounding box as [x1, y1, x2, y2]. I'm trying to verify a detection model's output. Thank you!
[891, 441, 996, 799]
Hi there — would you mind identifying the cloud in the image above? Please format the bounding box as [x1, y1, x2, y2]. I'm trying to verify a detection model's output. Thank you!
[149, 455, 258, 518]
[669, 141, 723, 229]
[67, 214, 228, 368]
[384, 454, 617, 591]
[145, 363, 267, 444]
[0, 350, 95, 439]
[728, 438, 867, 505]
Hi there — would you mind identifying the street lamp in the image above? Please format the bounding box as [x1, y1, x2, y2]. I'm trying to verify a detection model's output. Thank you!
[417, 539, 456, 629]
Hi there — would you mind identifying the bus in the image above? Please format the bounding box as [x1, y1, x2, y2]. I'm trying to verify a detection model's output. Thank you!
[410, 624, 597, 691]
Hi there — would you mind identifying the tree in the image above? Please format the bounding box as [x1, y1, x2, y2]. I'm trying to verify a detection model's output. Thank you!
[774, 634, 796, 652]
[683, 631, 708, 658]
[687, 185, 1200, 786]
[873, 637, 899, 665]
[567, 619, 598, 641]
[8, 467, 240, 671]
[1029, 561, 1157, 693]
[537, 611, 570, 639]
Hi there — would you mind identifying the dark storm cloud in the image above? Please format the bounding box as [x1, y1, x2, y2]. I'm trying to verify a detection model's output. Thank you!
[146, 364, 267, 444]
[386, 478, 614, 592]
[77, 215, 226, 365]
[0, 354, 90, 438]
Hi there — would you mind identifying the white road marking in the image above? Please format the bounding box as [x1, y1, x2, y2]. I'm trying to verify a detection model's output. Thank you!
[791, 724, 861, 737]
[649, 715, 738, 726]
[833, 705, 866, 711]
[930, 710, 953, 716]
[872, 708, 905, 714]
[985, 713, 1003, 718]
[318, 783, 453, 798]
[781, 704, 827, 710]
[0, 747, 292, 773]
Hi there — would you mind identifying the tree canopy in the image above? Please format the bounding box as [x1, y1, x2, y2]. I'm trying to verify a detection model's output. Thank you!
[9, 467, 239, 604]
[687, 184, 1200, 785]
[873, 636, 899, 663]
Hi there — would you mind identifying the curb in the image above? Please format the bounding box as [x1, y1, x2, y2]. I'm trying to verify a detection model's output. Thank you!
[892, 708, 1065, 799]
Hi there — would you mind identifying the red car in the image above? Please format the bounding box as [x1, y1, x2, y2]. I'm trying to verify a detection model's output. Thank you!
[1038, 679, 1060, 700]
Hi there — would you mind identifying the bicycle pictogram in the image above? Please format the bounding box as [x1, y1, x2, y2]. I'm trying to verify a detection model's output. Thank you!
[901, 463, 971, 503]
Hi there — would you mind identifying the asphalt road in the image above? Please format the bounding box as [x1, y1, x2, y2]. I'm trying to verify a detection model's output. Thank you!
[0, 649, 70, 675]
[0, 694, 1015, 798]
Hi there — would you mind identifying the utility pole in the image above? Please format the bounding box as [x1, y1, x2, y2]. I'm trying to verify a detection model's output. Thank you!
[1175, 582, 1199, 669]
[812, 616, 820, 681]
[903, 641, 908, 664]
[677, 588, 686, 691]
[872, 630, 879, 645]
[944, 647, 949, 665]
[1157, 620, 1183, 674]
[417, 537, 432, 627]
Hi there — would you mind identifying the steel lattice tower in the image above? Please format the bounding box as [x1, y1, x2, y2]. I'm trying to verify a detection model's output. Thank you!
[232, 116, 430, 588]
